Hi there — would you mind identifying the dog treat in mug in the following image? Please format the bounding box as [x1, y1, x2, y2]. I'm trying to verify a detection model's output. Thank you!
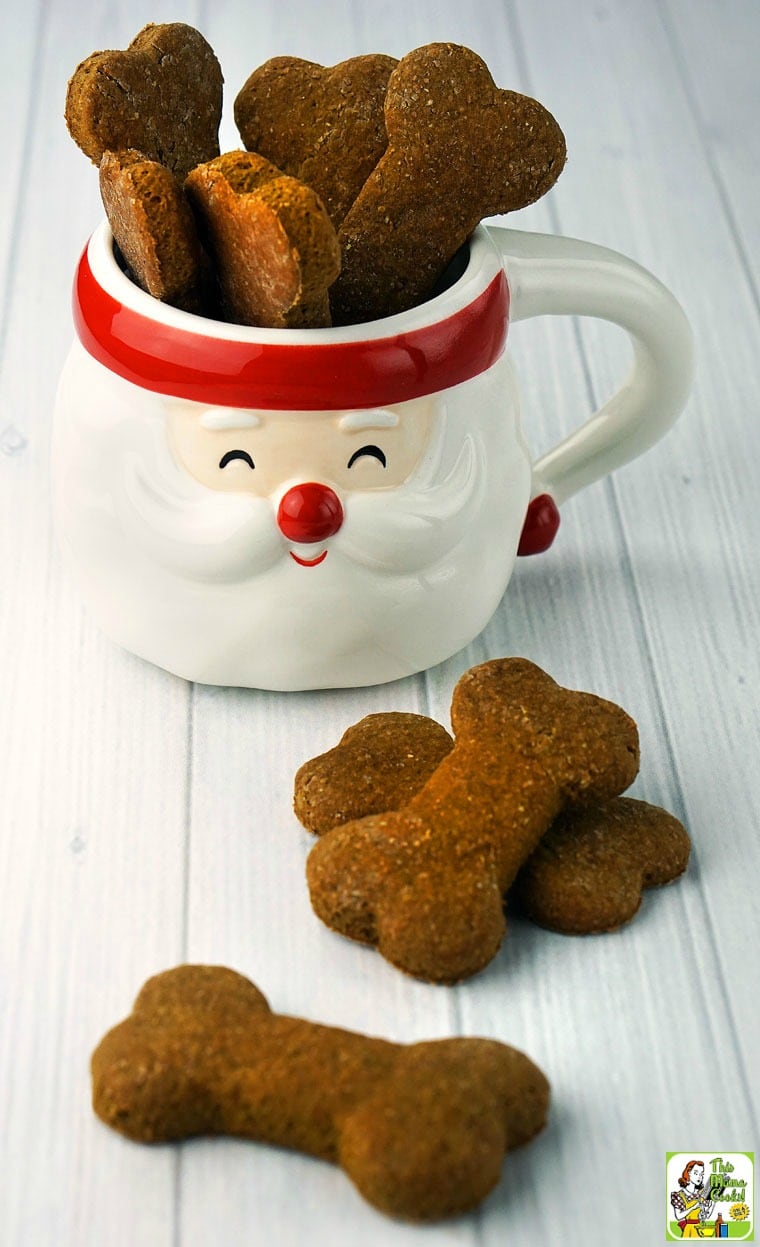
[234, 54, 398, 227]
[99, 150, 206, 313]
[306, 658, 640, 982]
[92, 964, 550, 1221]
[185, 151, 341, 327]
[65, 22, 223, 181]
[65, 29, 566, 326]
[330, 42, 567, 323]
[295, 712, 690, 934]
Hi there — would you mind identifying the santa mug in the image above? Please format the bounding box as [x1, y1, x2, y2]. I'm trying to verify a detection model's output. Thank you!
[52, 221, 693, 690]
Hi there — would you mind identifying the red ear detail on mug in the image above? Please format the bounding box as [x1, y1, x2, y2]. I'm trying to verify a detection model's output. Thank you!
[517, 494, 560, 556]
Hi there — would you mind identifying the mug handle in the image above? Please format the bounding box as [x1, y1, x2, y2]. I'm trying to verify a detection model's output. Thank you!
[487, 226, 694, 555]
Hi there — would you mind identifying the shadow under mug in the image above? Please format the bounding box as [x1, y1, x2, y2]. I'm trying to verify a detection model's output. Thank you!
[52, 221, 693, 690]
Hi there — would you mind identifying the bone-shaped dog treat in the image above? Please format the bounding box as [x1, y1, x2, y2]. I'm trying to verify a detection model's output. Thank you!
[330, 43, 566, 324]
[92, 965, 549, 1221]
[234, 54, 398, 227]
[514, 796, 690, 933]
[306, 659, 639, 982]
[65, 23, 223, 182]
[296, 712, 689, 935]
[99, 150, 206, 313]
[185, 151, 341, 328]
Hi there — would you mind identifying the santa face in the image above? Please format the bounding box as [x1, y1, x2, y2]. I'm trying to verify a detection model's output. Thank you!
[53, 343, 532, 689]
[166, 399, 435, 569]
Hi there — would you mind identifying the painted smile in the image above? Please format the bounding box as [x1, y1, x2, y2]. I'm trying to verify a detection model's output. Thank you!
[290, 549, 328, 567]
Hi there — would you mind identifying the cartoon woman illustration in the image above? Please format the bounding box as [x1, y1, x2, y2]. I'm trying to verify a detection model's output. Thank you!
[670, 1160, 723, 1238]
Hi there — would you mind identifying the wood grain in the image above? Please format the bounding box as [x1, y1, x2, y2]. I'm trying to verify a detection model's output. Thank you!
[0, 1, 757, 1244]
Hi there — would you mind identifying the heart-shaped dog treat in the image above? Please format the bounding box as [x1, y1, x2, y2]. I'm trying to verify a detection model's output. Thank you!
[65, 23, 223, 181]
[330, 43, 566, 324]
[234, 54, 397, 227]
[99, 150, 206, 313]
[514, 797, 691, 934]
[294, 712, 453, 834]
[185, 150, 341, 328]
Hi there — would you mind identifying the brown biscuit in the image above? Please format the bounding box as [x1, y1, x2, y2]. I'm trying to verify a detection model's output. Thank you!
[234, 54, 397, 228]
[306, 658, 639, 983]
[330, 43, 566, 324]
[331, 44, 565, 324]
[514, 796, 691, 934]
[92, 965, 550, 1221]
[65, 23, 223, 182]
[99, 150, 206, 313]
[185, 150, 341, 328]
[295, 713, 689, 936]
[294, 712, 453, 834]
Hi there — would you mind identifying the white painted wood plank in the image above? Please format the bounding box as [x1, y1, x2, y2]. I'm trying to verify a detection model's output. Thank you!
[0, 4, 44, 423]
[0, 1, 208, 1245]
[660, 0, 760, 298]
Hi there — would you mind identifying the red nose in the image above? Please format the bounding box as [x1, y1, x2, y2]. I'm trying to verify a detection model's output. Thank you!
[277, 482, 344, 544]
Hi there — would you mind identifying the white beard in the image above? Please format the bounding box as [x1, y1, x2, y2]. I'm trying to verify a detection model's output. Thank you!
[53, 345, 531, 689]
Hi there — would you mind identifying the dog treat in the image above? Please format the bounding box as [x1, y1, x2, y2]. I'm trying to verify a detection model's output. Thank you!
[92, 964, 550, 1221]
[294, 712, 453, 834]
[514, 796, 691, 934]
[65, 23, 223, 181]
[234, 54, 397, 228]
[99, 150, 206, 313]
[185, 150, 341, 327]
[330, 43, 567, 324]
[306, 658, 639, 983]
[296, 713, 689, 935]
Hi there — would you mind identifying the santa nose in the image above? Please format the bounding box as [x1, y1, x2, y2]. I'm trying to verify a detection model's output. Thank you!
[277, 482, 344, 544]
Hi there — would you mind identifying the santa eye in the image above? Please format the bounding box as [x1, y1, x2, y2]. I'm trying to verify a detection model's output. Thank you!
[219, 449, 255, 470]
[347, 444, 386, 469]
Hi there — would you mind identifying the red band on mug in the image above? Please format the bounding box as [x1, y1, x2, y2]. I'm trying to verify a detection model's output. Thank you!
[73, 245, 509, 411]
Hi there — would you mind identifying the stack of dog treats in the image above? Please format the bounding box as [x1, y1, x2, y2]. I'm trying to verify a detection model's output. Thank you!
[65, 22, 567, 327]
[295, 657, 690, 983]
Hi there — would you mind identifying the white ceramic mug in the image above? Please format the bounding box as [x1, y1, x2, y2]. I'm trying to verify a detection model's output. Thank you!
[52, 221, 693, 690]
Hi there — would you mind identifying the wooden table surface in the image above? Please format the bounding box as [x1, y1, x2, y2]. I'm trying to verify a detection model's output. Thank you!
[1, 1, 758, 1244]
